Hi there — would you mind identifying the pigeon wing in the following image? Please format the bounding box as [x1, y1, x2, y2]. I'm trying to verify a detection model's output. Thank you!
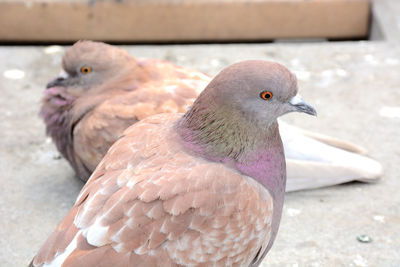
[280, 121, 383, 192]
[32, 114, 274, 267]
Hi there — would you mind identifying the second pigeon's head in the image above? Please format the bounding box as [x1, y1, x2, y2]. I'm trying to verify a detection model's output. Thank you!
[196, 60, 316, 128]
[46, 41, 133, 97]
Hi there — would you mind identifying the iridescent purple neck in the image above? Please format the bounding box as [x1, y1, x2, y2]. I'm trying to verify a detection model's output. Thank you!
[177, 114, 286, 195]
[40, 87, 76, 159]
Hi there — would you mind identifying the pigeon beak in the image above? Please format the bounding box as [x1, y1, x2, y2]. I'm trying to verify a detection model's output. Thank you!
[46, 70, 69, 89]
[289, 94, 317, 116]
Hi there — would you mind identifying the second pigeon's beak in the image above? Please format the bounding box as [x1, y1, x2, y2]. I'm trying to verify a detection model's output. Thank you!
[289, 94, 317, 116]
[46, 70, 69, 89]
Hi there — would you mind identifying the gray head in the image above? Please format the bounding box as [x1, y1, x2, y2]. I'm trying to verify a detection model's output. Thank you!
[46, 41, 134, 95]
[193, 60, 316, 129]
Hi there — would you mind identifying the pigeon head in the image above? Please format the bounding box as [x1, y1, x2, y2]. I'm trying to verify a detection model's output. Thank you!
[46, 40, 134, 96]
[179, 60, 316, 159]
[204, 60, 316, 128]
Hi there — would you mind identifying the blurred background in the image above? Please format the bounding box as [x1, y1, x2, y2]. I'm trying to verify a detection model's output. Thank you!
[1, 0, 399, 266]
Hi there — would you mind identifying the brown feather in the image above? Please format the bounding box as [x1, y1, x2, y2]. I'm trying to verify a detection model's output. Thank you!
[42, 41, 210, 181]
[32, 114, 273, 266]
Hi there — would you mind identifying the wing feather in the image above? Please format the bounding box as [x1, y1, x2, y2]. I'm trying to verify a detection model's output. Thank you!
[33, 114, 273, 267]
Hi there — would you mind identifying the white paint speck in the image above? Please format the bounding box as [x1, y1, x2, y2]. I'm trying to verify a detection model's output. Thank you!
[353, 254, 368, 267]
[336, 68, 348, 77]
[290, 58, 302, 68]
[364, 54, 378, 65]
[287, 208, 301, 217]
[379, 106, 400, 118]
[3, 69, 25, 79]
[373, 215, 385, 223]
[43, 45, 63, 54]
[210, 59, 222, 67]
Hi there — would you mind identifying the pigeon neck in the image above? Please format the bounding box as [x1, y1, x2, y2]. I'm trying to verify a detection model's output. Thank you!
[177, 101, 261, 161]
[177, 99, 286, 193]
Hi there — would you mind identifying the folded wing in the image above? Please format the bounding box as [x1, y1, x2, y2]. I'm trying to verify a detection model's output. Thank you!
[280, 121, 383, 192]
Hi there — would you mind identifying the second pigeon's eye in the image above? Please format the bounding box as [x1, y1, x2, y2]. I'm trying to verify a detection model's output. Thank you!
[80, 66, 92, 74]
[260, 91, 273, 100]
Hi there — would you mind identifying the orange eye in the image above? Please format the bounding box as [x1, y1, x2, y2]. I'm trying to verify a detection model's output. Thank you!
[260, 91, 273, 100]
[80, 66, 92, 74]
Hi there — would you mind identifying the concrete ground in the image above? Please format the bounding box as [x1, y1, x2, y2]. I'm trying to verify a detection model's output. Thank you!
[1, 1, 400, 266]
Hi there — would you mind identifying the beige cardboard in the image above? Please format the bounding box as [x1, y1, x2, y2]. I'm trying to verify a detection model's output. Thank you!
[0, 0, 370, 42]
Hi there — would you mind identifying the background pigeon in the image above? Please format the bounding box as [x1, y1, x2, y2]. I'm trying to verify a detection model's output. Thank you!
[31, 60, 316, 266]
[41, 40, 209, 180]
[41, 41, 382, 190]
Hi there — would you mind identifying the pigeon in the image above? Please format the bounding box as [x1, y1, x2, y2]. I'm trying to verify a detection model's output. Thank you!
[30, 60, 316, 267]
[41, 41, 382, 190]
[41, 40, 209, 181]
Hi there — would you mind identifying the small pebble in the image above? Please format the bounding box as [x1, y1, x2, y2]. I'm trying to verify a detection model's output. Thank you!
[357, 234, 372, 243]
[287, 208, 301, 217]
[373, 215, 385, 223]
[52, 154, 62, 160]
[353, 254, 368, 266]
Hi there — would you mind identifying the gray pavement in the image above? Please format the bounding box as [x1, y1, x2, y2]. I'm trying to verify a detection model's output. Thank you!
[1, 2, 400, 267]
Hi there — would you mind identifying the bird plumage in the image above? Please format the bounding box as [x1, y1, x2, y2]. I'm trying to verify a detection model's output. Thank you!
[280, 121, 383, 191]
[41, 40, 382, 190]
[41, 41, 209, 180]
[32, 60, 315, 266]
[33, 113, 274, 267]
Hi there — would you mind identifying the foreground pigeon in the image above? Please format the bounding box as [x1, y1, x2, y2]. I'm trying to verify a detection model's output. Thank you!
[41, 41, 382, 190]
[31, 60, 316, 266]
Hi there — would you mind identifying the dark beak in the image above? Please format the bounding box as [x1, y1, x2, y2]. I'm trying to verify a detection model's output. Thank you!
[46, 77, 66, 89]
[46, 70, 69, 89]
[289, 94, 317, 116]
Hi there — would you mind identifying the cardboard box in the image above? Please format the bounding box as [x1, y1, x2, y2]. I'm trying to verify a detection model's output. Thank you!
[0, 0, 370, 42]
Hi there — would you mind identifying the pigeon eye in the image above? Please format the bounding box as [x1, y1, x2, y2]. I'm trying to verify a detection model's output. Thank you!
[80, 66, 92, 74]
[260, 91, 273, 100]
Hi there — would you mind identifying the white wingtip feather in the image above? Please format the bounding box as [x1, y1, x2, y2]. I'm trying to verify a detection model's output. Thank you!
[279, 120, 384, 192]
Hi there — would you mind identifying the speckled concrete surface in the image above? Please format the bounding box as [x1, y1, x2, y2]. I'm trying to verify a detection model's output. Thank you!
[1, 41, 399, 267]
[1, 2, 400, 266]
